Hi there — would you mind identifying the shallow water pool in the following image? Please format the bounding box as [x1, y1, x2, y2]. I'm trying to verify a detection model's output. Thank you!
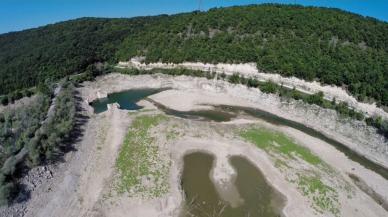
[180, 152, 284, 217]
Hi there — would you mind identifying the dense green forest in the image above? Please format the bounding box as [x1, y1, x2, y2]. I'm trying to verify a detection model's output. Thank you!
[117, 5, 388, 106]
[0, 16, 161, 96]
[1, 4, 387, 106]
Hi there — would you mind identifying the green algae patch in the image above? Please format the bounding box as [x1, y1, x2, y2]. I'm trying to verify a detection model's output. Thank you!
[115, 114, 169, 198]
[240, 127, 321, 165]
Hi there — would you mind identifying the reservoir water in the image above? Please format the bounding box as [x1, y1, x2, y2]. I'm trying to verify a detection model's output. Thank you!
[90, 88, 166, 113]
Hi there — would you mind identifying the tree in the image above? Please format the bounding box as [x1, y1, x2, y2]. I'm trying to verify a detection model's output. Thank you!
[306, 91, 324, 105]
[228, 74, 241, 84]
[37, 83, 51, 96]
[0, 97, 8, 106]
[260, 81, 278, 94]
[247, 78, 259, 88]
[0, 179, 15, 206]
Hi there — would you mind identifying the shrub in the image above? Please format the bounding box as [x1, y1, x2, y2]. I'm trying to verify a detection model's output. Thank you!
[306, 91, 324, 105]
[228, 73, 241, 84]
[0, 180, 15, 206]
[247, 78, 259, 88]
[260, 81, 279, 94]
[0, 97, 8, 106]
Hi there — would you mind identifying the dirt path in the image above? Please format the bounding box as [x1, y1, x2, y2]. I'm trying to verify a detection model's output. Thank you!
[23, 102, 130, 217]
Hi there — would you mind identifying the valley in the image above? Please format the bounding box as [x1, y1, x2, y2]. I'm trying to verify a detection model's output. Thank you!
[2, 73, 387, 217]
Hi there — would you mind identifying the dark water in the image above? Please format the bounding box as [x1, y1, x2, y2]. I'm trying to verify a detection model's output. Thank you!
[180, 152, 283, 217]
[147, 99, 236, 122]
[90, 88, 166, 113]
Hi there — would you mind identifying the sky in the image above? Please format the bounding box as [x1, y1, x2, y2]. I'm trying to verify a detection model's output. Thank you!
[0, 0, 387, 34]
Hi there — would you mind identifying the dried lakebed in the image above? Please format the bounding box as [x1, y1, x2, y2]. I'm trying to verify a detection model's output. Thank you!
[8, 74, 387, 217]
[87, 83, 387, 217]
[92, 90, 388, 180]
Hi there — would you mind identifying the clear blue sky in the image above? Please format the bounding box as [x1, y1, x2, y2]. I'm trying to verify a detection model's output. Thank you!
[1, 0, 387, 34]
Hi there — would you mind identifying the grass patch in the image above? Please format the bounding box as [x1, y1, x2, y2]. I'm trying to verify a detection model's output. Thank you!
[239, 127, 342, 216]
[115, 114, 169, 198]
[166, 129, 179, 140]
[240, 127, 321, 165]
[298, 175, 340, 216]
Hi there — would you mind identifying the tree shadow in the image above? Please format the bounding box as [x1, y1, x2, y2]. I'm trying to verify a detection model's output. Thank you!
[14, 183, 31, 204]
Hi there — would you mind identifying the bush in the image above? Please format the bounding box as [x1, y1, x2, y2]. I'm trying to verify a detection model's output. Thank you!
[37, 83, 52, 96]
[306, 91, 324, 105]
[228, 74, 241, 84]
[1, 156, 17, 176]
[366, 116, 388, 137]
[0, 97, 8, 106]
[290, 87, 303, 100]
[0, 173, 15, 206]
[0, 180, 15, 206]
[247, 78, 259, 88]
[23, 89, 34, 97]
[259, 81, 279, 94]
[14, 91, 23, 101]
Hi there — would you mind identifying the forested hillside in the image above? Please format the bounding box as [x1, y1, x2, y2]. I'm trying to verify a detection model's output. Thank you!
[0, 16, 161, 95]
[1, 4, 388, 106]
[117, 5, 388, 106]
